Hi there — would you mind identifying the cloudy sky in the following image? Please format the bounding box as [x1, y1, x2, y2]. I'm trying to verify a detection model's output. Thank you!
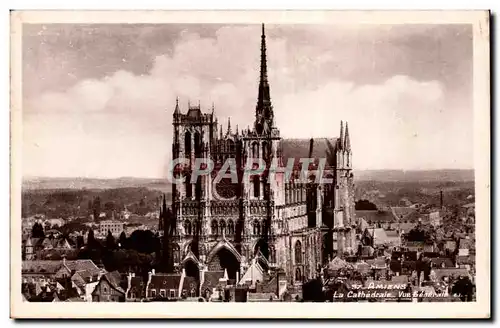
[22, 23, 473, 178]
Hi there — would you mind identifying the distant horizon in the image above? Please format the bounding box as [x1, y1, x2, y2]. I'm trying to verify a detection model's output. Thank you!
[23, 167, 475, 181]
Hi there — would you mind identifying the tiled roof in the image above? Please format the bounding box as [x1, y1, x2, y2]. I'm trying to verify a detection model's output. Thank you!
[100, 271, 126, 294]
[391, 207, 417, 220]
[457, 255, 475, 265]
[182, 276, 198, 292]
[399, 222, 417, 233]
[430, 258, 454, 268]
[433, 268, 469, 281]
[22, 260, 64, 274]
[391, 275, 409, 284]
[354, 261, 371, 272]
[328, 257, 353, 270]
[459, 238, 474, 250]
[64, 260, 100, 276]
[356, 210, 396, 223]
[149, 273, 182, 291]
[73, 269, 92, 283]
[280, 138, 338, 168]
[385, 230, 399, 237]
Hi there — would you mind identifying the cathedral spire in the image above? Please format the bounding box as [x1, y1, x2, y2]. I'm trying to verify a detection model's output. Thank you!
[219, 124, 223, 139]
[255, 23, 274, 135]
[339, 121, 344, 151]
[227, 117, 232, 135]
[344, 122, 351, 152]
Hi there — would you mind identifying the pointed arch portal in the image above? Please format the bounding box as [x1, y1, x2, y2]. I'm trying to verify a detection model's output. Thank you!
[207, 243, 241, 280]
[184, 259, 200, 280]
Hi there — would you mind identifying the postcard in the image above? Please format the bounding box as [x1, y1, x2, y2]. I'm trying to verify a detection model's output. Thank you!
[10, 10, 490, 318]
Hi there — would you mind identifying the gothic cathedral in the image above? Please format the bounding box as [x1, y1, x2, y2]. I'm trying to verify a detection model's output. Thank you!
[160, 24, 357, 286]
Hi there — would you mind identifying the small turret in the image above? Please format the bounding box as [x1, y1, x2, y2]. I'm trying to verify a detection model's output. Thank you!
[173, 97, 181, 118]
[227, 117, 232, 135]
[344, 122, 351, 152]
[339, 121, 344, 151]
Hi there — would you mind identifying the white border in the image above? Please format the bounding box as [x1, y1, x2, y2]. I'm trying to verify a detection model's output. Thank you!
[9, 10, 490, 319]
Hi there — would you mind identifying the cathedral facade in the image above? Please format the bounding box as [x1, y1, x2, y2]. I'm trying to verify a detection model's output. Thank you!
[161, 24, 357, 286]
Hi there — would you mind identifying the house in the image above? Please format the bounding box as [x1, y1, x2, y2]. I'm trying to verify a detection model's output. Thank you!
[99, 220, 124, 236]
[404, 241, 435, 253]
[145, 270, 182, 300]
[384, 230, 401, 247]
[22, 260, 66, 282]
[200, 270, 225, 300]
[125, 273, 145, 301]
[458, 237, 474, 256]
[91, 271, 126, 302]
[430, 257, 455, 269]
[429, 211, 442, 227]
[54, 259, 101, 281]
[391, 207, 417, 222]
[398, 222, 417, 235]
[362, 228, 399, 247]
[355, 210, 397, 230]
[432, 268, 470, 283]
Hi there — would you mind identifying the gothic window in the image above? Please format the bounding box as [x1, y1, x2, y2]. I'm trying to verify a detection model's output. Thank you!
[228, 220, 235, 235]
[184, 220, 192, 235]
[228, 140, 235, 153]
[253, 177, 260, 198]
[295, 268, 302, 282]
[185, 173, 192, 198]
[219, 220, 226, 235]
[194, 132, 201, 157]
[285, 185, 288, 204]
[252, 142, 259, 159]
[262, 141, 268, 160]
[295, 240, 302, 264]
[185, 131, 191, 158]
[211, 220, 218, 235]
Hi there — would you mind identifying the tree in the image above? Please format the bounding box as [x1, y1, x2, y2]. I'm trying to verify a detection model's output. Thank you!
[106, 230, 116, 250]
[92, 196, 101, 221]
[118, 231, 127, 249]
[128, 230, 159, 254]
[355, 199, 378, 211]
[31, 222, 45, 239]
[452, 276, 474, 302]
[87, 229, 96, 248]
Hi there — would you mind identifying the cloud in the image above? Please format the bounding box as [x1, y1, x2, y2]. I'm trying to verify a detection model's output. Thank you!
[22, 24, 472, 178]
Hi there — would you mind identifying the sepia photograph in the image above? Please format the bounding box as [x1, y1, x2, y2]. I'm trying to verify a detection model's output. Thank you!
[10, 10, 490, 318]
